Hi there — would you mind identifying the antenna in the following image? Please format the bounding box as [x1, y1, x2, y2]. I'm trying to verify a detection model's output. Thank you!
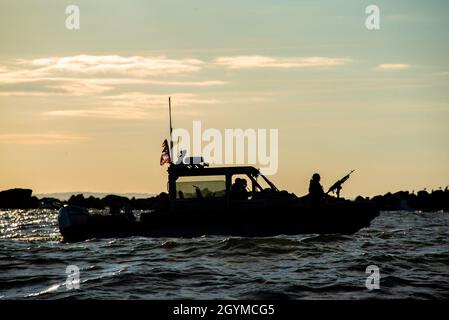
[169, 97, 173, 160]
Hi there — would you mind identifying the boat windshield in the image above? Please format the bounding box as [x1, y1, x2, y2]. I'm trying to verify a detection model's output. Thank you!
[176, 176, 226, 199]
[255, 174, 279, 192]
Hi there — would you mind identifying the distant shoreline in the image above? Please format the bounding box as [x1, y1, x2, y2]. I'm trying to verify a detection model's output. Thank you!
[0, 187, 448, 212]
[34, 192, 156, 201]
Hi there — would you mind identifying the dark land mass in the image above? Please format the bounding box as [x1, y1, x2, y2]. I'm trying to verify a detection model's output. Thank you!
[34, 192, 154, 201]
[1, 187, 448, 212]
[0, 188, 160, 211]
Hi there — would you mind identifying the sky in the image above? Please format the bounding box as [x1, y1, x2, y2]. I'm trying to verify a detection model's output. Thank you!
[0, 0, 448, 197]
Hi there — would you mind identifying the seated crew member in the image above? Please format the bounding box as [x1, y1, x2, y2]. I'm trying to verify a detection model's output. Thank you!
[231, 178, 249, 200]
[231, 178, 242, 194]
[193, 185, 203, 199]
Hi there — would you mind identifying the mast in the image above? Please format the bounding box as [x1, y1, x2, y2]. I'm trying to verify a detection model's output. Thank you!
[168, 96, 173, 161]
[167, 96, 175, 209]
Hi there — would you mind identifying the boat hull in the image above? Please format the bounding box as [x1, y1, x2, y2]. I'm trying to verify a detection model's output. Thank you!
[58, 202, 380, 241]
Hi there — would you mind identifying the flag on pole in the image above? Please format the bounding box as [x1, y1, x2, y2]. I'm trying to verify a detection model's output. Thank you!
[160, 139, 171, 166]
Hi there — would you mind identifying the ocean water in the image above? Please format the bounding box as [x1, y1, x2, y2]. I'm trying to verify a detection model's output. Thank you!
[0, 209, 448, 299]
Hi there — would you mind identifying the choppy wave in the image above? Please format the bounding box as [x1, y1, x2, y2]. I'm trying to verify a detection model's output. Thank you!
[0, 209, 448, 299]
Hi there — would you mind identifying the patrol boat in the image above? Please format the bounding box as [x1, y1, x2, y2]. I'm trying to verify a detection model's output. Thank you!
[58, 160, 379, 241]
[58, 97, 379, 241]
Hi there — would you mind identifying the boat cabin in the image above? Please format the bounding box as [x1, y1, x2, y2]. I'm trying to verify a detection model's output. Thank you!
[167, 164, 279, 214]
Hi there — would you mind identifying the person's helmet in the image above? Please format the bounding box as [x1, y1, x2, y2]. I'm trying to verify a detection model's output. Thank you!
[312, 173, 321, 181]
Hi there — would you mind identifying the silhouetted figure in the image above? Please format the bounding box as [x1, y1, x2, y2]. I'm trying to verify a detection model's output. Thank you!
[231, 178, 249, 200]
[193, 185, 204, 199]
[156, 192, 170, 212]
[309, 173, 324, 203]
[231, 178, 241, 193]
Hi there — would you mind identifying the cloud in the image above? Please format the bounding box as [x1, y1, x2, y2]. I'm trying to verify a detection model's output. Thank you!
[48, 82, 114, 95]
[0, 133, 88, 144]
[0, 78, 226, 97]
[377, 64, 412, 70]
[0, 91, 55, 97]
[432, 71, 449, 76]
[79, 78, 226, 87]
[0, 55, 223, 120]
[44, 93, 219, 120]
[0, 54, 349, 98]
[0, 55, 225, 96]
[214, 56, 350, 69]
[15, 55, 204, 77]
[44, 108, 148, 120]
[102, 92, 219, 107]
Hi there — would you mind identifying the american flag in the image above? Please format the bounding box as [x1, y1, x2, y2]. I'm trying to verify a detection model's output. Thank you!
[160, 139, 171, 166]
